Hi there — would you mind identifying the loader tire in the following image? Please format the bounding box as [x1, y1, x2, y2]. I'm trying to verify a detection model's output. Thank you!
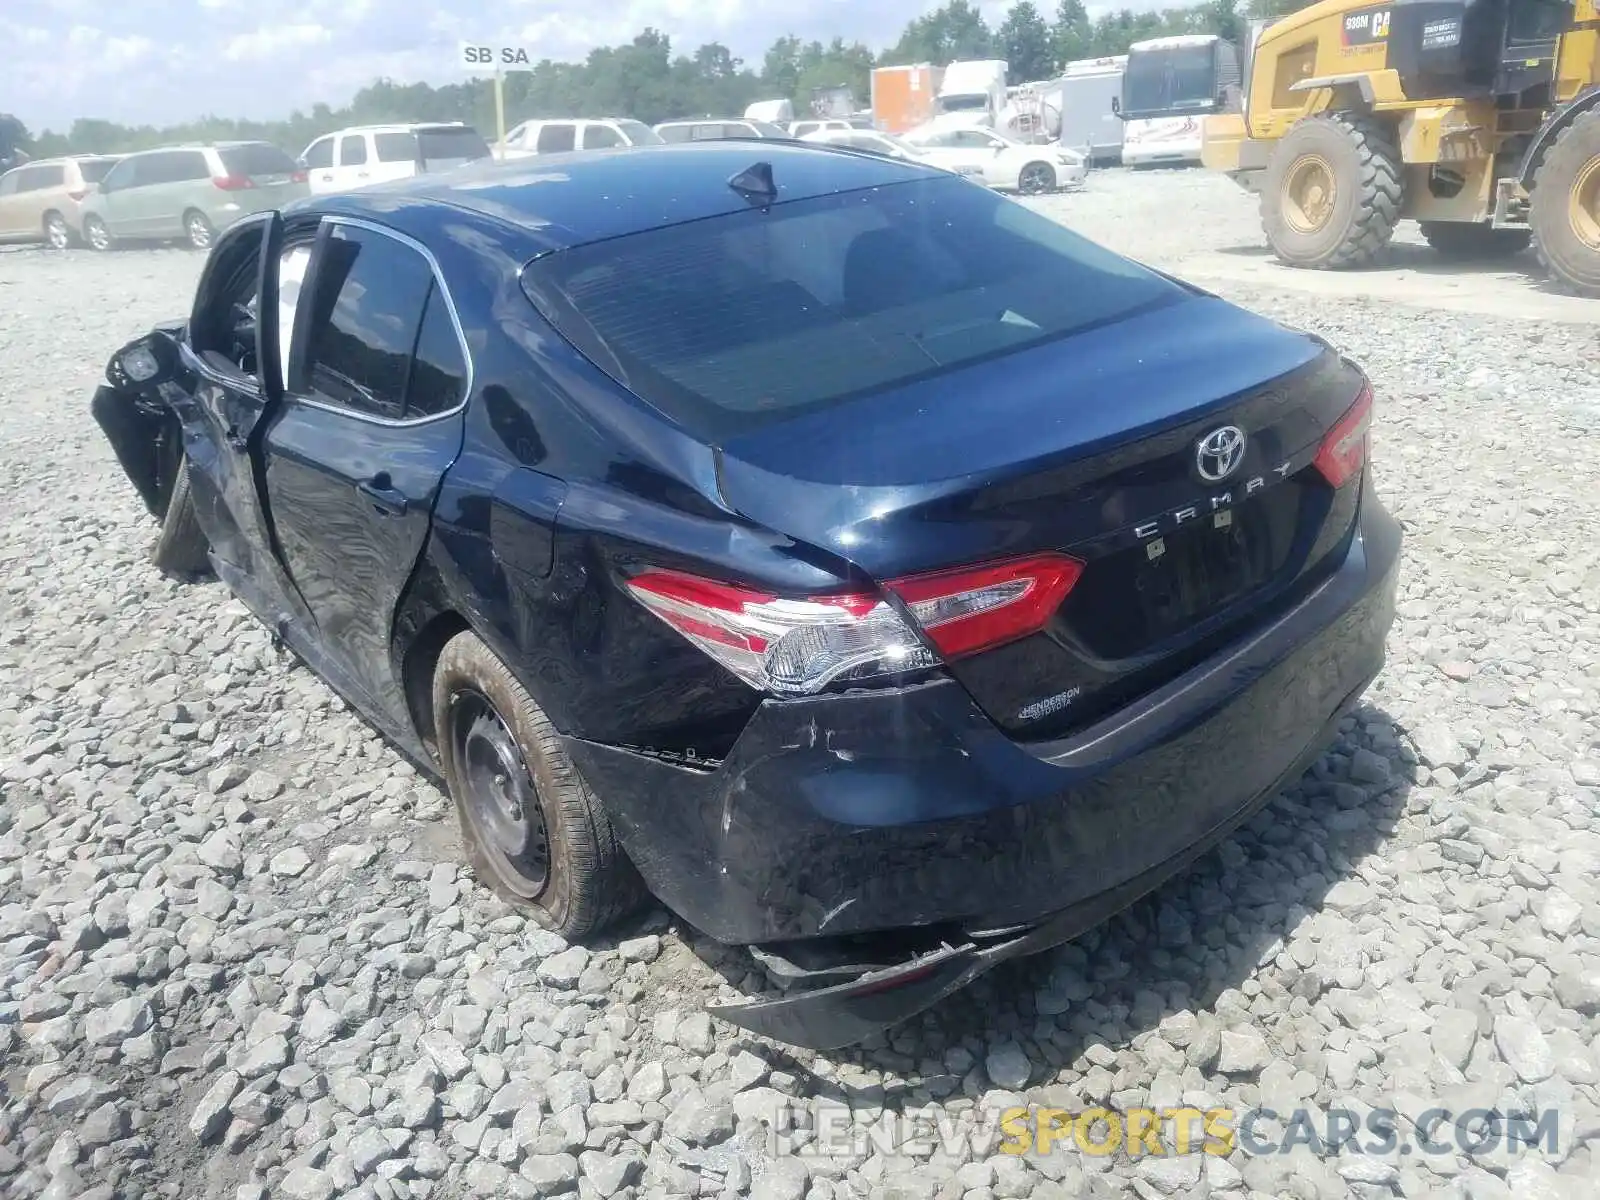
[1529, 111, 1600, 297]
[1260, 113, 1402, 269]
[152, 455, 211, 581]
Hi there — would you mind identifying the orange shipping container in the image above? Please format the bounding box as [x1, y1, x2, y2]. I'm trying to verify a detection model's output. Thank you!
[871, 64, 944, 134]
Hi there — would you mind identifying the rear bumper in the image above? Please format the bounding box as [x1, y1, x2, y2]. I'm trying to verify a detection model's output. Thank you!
[566, 484, 1401, 948]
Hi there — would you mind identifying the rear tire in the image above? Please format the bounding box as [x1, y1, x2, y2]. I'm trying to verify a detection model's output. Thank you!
[43, 212, 73, 250]
[183, 210, 215, 251]
[152, 454, 211, 580]
[84, 216, 113, 252]
[431, 630, 645, 939]
[1260, 112, 1402, 269]
[1529, 111, 1600, 297]
[1418, 221, 1532, 259]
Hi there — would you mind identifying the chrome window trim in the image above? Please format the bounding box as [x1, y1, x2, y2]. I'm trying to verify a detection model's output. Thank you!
[283, 213, 475, 428]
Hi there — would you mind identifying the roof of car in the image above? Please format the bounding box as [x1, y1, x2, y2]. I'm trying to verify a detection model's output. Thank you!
[305, 140, 942, 258]
[323, 123, 472, 135]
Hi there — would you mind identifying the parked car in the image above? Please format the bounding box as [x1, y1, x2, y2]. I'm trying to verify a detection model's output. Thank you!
[78, 142, 307, 251]
[91, 141, 1399, 1050]
[0, 155, 121, 248]
[653, 119, 790, 142]
[788, 116, 874, 139]
[500, 118, 663, 159]
[902, 123, 1086, 193]
[797, 128, 985, 181]
[299, 123, 491, 195]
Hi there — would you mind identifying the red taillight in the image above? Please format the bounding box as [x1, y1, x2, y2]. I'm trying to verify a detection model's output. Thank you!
[290, 170, 308, 184]
[887, 553, 1083, 660]
[212, 174, 255, 191]
[67, 187, 88, 201]
[1313, 384, 1374, 488]
[624, 552, 1082, 696]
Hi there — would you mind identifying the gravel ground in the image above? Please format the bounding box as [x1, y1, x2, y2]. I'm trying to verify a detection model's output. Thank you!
[2, 167, 1599, 1200]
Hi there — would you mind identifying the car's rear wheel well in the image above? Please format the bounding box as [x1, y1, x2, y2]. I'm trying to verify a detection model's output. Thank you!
[401, 610, 472, 759]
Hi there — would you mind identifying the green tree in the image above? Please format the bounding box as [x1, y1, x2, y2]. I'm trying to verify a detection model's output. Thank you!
[1247, 0, 1308, 17]
[1052, 0, 1094, 67]
[999, 3, 1055, 83]
[0, 113, 31, 167]
[883, 0, 995, 65]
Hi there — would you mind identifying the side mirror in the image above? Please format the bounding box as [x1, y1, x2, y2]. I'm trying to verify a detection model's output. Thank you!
[295, 157, 309, 171]
[105, 329, 182, 391]
[1111, 96, 1122, 118]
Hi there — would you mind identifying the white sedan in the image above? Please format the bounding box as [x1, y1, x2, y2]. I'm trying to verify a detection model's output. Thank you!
[796, 129, 986, 183]
[900, 124, 1085, 195]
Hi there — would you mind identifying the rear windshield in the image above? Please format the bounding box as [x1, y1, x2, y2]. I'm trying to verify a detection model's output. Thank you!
[417, 127, 491, 163]
[521, 174, 1182, 440]
[77, 158, 117, 183]
[219, 144, 298, 177]
[656, 124, 693, 144]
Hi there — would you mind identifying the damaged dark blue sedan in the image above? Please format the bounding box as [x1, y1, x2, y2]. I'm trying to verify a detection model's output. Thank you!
[92, 141, 1401, 1049]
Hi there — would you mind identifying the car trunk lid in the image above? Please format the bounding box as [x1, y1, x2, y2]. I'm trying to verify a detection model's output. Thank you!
[715, 294, 1370, 738]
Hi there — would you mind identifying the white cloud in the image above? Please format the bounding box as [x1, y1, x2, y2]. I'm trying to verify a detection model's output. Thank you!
[6, 0, 1185, 132]
[224, 22, 332, 62]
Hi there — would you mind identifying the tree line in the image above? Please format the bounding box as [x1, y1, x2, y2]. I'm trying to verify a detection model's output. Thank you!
[5, 0, 1309, 160]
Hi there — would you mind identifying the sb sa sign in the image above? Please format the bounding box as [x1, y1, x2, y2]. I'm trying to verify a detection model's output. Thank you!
[459, 43, 534, 70]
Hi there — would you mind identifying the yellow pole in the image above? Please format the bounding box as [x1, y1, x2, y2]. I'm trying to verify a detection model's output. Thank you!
[494, 68, 506, 159]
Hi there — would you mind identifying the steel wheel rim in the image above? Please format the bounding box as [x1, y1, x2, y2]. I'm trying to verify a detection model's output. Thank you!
[1020, 164, 1051, 194]
[188, 216, 212, 249]
[1570, 155, 1600, 251]
[46, 218, 69, 250]
[1283, 153, 1337, 235]
[449, 688, 549, 896]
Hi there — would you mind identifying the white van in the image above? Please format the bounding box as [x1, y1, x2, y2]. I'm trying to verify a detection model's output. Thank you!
[298, 123, 492, 195]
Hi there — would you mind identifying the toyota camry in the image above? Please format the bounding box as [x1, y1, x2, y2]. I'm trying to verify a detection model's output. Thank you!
[91, 140, 1401, 1049]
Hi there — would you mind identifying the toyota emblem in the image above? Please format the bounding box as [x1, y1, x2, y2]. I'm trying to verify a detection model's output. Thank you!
[1195, 425, 1247, 482]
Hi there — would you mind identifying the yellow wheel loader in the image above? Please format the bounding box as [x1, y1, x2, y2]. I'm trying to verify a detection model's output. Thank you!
[1203, 0, 1600, 295]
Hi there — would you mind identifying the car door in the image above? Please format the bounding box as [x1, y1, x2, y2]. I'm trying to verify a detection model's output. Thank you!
[170, 211, 318, 630]
[0, 167, 30, 238]
[335, 133, 373, 191]
[301, 136, 337, 194]
[93, 156, 139, 234]
[371, 132, 419, 184]
[258, 217, 470, 724]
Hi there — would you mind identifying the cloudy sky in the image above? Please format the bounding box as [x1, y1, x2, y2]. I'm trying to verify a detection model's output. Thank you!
[3, 0, 1152, 133]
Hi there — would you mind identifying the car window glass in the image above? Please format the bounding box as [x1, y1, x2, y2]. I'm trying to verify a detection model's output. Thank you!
[523, 174, 1179, 439]
[339, 135, 369, 166]
[20, 165, 65, 191]
[405, 284, 469, 417]
[220, 145, 297, 177]
[656, 124, 693, 144]
[302, 225, 433, 419]
[582, 124, 623, 149]
[175, 151, 211, 181]
[130, 154, 167, 186]
[375, 133, 417, 163]
[7, 167, 39, 193]
[0, 171, 18, 196]
[536, 123, 576, 152]
[615, 120, 663, 145]
[303, 138, 334, 169]
[100, 159, 134, 190]
[417, 127, 490, 163]
[77, 159, 116, 184]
